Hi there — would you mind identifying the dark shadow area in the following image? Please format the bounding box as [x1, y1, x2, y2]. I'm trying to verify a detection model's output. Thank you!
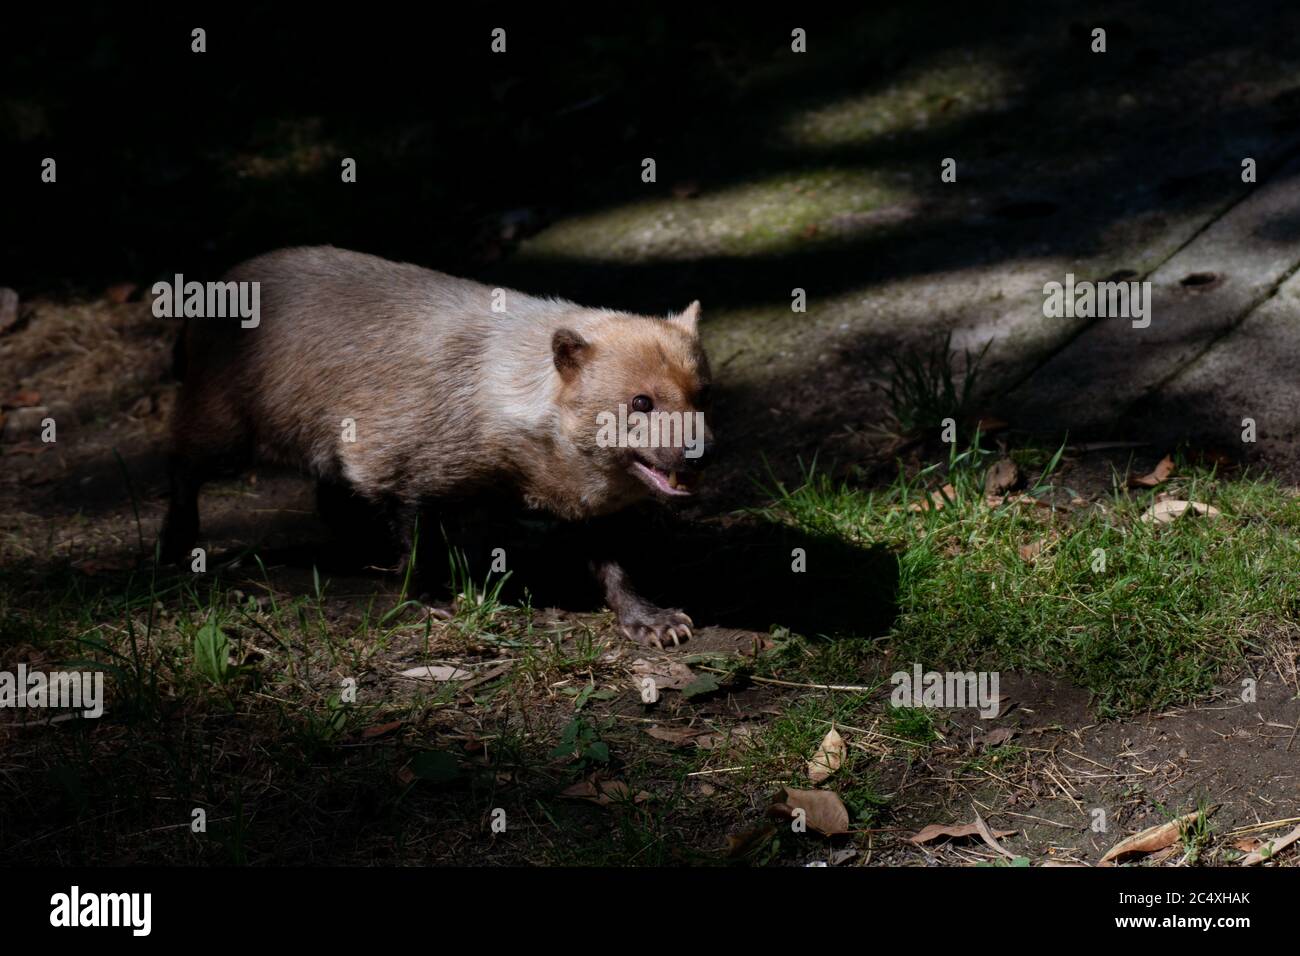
[2, 2, 1295, 307]
[257, 495, 900, 641]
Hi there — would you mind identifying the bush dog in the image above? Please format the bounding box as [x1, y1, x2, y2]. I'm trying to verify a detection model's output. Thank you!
[161, 246, 713, 647]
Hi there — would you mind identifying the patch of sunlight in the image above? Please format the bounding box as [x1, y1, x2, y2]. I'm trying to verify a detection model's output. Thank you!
[519, 169, 913, 263]
[782, 56, 1016, 149]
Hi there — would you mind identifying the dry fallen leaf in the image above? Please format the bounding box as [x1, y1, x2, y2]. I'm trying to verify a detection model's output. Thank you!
[1140, 499, 1221, 524]
[399, 664, 472, 681]
[807, 727, 846, 784]
[1240, 822, 1300, 866]
[973, 727, 1016, 750]
[910, 484, 956, 512]
[769, 787, 850, 836]
[984, 458, 1021, 495]
[1128, 454, 1175, 488]
[630, 658, 696, 691]
[561, 776, 651, 807]
[1018, 539, 1045, 561]
[1146, 845, 1180, 865]
[361, 720, 403, 739]
[971, 804, 1018, 859]
[909, 821, 1017, 845]
[1099, 808, 1214, 864]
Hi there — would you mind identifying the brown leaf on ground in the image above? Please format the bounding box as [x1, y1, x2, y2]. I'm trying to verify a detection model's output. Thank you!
[984, 458, 1021, 495]
[361, 720, 403, 739]
[561, 776, 650, 807]
[909, 821, 1017, 845]
[1140, 499, 1221, 524]
[630, 657, 697, 691]
[1146, 845, 1180, 865]
[910, 484, 956, 512]
[769, 787, 850, 836]
[973, 726, 1016, 750]
[807, 727, 846, 784]
[1240, 822, 1300, 866]
[1099, 808, 1215, 865]
[1018, 539, 1045, 561]
[972, 804, 1018, 859]
[399, 664, 472, 681]
[1128, 454, 1175, 488]
[1018, 530, 1059, 562]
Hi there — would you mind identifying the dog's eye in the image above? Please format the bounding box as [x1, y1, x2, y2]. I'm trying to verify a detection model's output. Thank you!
[631, 394, 653, 413]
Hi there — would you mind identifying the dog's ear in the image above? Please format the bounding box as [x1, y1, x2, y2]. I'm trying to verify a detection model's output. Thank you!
[552, 328, 591, 380]
[670, 300, 701, 336]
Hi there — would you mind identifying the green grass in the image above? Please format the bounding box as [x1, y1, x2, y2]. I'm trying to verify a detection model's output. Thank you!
[759, 451, 1300, 716]
[5, 447, 1297, 866]
[884, 330, 990, 436]
[886, 706, 939, 744]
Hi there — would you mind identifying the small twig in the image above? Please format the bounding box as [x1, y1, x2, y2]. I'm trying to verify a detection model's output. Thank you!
[685, 766, 747, 777]
[695, 665, 876, 693]
[1227, 816, 1300, 836]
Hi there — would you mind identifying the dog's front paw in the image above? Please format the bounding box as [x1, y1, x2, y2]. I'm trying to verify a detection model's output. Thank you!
[617, 605, 693, 649]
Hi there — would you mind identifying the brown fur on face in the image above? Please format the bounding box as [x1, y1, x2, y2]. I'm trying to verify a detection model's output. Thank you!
[550, 303, 713, 506]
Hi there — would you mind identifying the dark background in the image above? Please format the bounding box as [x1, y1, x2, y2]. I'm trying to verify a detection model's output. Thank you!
[10, 1, 1285, 315]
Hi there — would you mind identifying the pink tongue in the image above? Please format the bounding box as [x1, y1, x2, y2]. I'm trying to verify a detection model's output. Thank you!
[636, 460, 683, 494]
[646, 464, 672, 491]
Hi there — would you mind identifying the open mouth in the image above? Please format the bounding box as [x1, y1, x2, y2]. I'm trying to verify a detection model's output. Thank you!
[630, 457, 696, 497]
